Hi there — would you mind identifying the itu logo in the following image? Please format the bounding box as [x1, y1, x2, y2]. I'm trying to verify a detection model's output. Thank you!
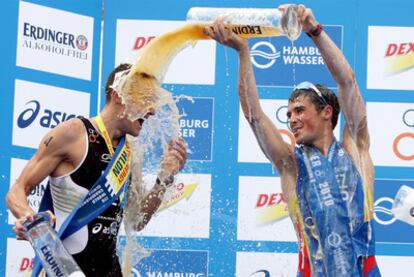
[250, 41, 281, 69]
[275, 105, 295, 146]
[373, 197, 397, 225]
[17, 100, 81, 129]
[250, 269, 270, 277]
[393, 109, 414, 161]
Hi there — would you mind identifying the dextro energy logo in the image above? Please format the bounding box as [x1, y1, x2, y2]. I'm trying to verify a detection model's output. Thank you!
[384, 42, 414, 75]
[238, 176, 296, 242]
[115, 19, 215, 85]
[367, 102, 414, 167]
[17, 1, 94, 80]
[13, 80, 90, 149]
[255, 193, 289, 225]
[367, 26, 414, 90]
[249, 25, 341, 88]
[158, 182, 198, 212]
[137, 174, 211, 238]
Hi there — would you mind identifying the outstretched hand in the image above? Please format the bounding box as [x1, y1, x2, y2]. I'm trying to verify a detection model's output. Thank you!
[280, 4, 319, 33]
[13, 210, 56, 240]
[203, 17, 249, 52]
[159, 137, 187, 180]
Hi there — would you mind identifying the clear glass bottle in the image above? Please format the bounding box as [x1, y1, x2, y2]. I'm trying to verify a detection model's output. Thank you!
[186, 5, 302, 41]
[392, 185, 414, 226]
[22, 212, 85, 277]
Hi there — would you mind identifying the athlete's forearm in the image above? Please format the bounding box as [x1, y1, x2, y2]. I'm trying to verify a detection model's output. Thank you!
[6, 184, 34, 219]
[135, 183, 166, 231]
[312, 30, 366, 137]
[237, 45, 263, 122]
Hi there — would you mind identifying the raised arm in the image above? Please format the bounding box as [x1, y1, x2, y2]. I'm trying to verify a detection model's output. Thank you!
[204, 18, 296, 179]
[298, 6, 374, 197]
[298, 5, 369, 148]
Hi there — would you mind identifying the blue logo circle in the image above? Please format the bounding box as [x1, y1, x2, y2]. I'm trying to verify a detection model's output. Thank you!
[17, 100, 40, 128]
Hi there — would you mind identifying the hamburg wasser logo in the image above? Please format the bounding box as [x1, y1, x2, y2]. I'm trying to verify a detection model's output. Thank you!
[250, 41, 281, 69]
[17, 100, 82, 129]
[249, 25, 341, 88]
[22, 22, 88, 59]
[374, 197, 397, 225]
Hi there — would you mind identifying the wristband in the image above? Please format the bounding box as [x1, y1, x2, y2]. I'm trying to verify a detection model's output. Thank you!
[306, 24, 323, 38]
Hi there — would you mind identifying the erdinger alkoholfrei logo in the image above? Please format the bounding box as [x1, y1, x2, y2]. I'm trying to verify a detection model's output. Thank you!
[17, 100, 81, 129]
[384, 41, 414, 75]
[250, 41, 281, 69]
[22, 22, 88, 59]
[75, 35, 88, 51]
[393, 109, 414, 161]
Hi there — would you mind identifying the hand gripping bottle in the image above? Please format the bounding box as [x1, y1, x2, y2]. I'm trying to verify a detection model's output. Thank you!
[186, 5, 302, 40]
[22, 212, 85, 277]
[392, 185, 414, 226]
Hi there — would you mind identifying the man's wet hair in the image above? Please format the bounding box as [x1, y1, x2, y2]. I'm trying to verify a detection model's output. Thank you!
[289, 84, 340, 129]
[105, 63, 132, 103]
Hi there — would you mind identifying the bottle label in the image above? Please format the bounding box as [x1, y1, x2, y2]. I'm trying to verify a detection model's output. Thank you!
[41, 245, 65, 277]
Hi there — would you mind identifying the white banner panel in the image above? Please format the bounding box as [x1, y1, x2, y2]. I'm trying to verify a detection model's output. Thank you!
[367, 102, 414, 167]
[237, 176, 296, 242]
[236, 251, 297, 277]
[377, 255, 414, 276]
[6, 238, 35, 277]
[115, 19, 216, 85]
[126, 173, 211, 238]
[12, 79, 90, 149]
[16, 1, 94, 80]
[367, 26, 414, 91]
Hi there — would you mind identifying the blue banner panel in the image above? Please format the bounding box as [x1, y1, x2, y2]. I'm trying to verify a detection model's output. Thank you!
[133, 249, 208, 277]
[250, 26, 342, 88]
[373, 179, 414, 244]
[177, 97, 214, 161]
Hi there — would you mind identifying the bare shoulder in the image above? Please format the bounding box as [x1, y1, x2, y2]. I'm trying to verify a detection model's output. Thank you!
[39, 118, 86, 155]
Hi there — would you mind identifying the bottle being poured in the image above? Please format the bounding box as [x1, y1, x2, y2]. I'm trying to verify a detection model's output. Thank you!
[186, 5, 302, 41]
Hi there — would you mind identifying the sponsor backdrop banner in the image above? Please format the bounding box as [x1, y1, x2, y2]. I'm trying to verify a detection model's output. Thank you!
[0, 0, 101, 276]
[1, 0, 414, 276]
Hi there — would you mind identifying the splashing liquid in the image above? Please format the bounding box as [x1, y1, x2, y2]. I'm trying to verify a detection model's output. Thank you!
[117, 23, 210, 276]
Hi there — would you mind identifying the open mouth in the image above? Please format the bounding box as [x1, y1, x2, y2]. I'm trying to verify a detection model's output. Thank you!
[138, 118, 145, 127]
